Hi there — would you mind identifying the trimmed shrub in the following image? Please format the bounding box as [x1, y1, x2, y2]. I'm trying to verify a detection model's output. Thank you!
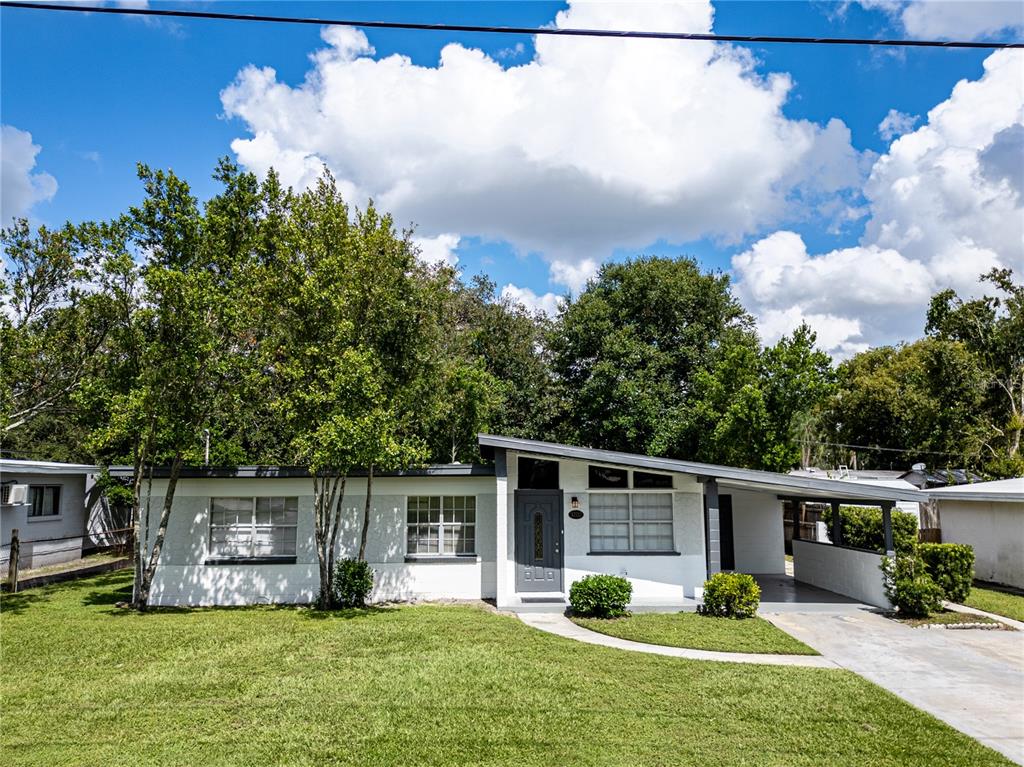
[820, 504, 918, 555]
[919, 543, 974, 603]
[569, 574, 632, 618]
[881, 555, 943, 618]
[698, 572, 760, 619]
[331, 558, 374, 608]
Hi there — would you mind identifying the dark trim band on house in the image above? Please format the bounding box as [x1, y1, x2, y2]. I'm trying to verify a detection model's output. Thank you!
[108, 464, 496, 479]
[205, 556, 297, 565]
[586, 550, 681, 556]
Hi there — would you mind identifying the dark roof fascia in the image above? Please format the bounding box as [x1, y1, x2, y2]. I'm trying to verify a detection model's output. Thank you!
[107, 464, 496, 479]
[478, 434, 926, 502]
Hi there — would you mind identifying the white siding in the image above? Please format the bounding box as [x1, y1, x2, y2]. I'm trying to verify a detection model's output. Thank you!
[729, 489, 785, 574]
[139, 475, 497, 607]
[501, 453, 706, 606]
[792, 539, 890, 608]
[939, 499, 1024, 589]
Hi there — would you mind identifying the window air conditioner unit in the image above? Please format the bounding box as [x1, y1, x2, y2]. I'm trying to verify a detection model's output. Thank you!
[3, 484, 29, 505]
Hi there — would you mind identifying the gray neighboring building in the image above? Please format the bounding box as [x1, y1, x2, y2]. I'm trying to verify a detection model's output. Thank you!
[0, 460, 98, 570]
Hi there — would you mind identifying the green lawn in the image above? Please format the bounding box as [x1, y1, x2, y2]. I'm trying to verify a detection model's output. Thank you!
[964, 585, 1024, 623]
[571, 612, 819, 655]
[896, 610, 1003, 628]
[0, 573, 1013, 766]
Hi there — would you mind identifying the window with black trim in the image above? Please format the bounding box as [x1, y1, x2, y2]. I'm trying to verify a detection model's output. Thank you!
[633, 471, 673, 489]
[588, 465, 628, 488]
[29, 485, 61, 518]
[407, 496, 476, 555]
[209, 497, 298, 559]
[518, 457, 559, 489]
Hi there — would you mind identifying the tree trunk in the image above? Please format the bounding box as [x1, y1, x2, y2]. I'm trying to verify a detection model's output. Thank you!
[327, 476, 346, 586]
[357, 464, 374, 561]
[130, 438, 146, 604]
[136, 451, 183, 610]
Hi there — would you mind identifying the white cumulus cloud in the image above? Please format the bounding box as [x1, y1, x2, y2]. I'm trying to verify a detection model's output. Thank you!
[500, 284, 562, 317]
[1, 125, 58, 223]
[412, 232, 461, 267]
[221, 1, 865, 289]
[734, 50, 1024, 357]
[878, 108, 919, 141]
[900, 1, 1024, 40]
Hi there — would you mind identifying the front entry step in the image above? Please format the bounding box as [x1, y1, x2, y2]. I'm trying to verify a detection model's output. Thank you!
[519, 593, 566, 604]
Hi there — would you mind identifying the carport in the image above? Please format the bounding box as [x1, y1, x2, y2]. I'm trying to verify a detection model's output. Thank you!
[701, 471, 927, 609]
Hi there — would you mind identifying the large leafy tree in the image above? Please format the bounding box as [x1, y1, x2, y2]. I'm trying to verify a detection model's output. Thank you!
[547, 256, 760, 458]
[926, 269, 1023, 476]
[263, 172, 439, 606]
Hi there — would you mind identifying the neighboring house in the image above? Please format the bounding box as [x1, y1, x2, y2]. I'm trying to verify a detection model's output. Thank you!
[929, 478, 1024, 590]
[109, 435, 924, 609]
[902, 467, 985, 489]
[0, 460, 99, 570]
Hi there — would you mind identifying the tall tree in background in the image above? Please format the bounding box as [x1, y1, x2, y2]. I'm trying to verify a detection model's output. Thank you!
[548, 256, 758, 458]
[926, 269, 1023, 476]
[0, 220, 115, 460]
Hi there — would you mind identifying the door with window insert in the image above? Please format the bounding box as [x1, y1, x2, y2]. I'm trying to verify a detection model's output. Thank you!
[514, 490, 563, 592]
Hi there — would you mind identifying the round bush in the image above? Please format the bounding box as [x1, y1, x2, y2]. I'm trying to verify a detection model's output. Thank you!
[918, 543, 974, 603]
[698, 572, 760, 619]
[881, 555, 943, 618]
[331, 558, 374, 608]
[569, 574, 632, 618]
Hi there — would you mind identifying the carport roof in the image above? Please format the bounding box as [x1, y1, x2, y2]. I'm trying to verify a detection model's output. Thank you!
[478, 434, 927, 503]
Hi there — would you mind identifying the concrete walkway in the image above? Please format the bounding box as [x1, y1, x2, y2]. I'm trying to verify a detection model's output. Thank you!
[765, 609, 1024, 764]
[517, 612, 837, 667]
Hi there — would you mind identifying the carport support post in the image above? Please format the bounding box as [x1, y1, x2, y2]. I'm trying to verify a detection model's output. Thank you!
[830, 501, 842, 547]
[705, 478, 721, 576]
[881, 501, 895, 556]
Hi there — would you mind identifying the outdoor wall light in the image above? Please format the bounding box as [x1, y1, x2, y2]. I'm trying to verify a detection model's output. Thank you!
[570, 496, 580, 510]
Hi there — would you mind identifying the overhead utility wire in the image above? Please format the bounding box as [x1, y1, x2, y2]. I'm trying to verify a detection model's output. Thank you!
[2, 2, 1022, 49]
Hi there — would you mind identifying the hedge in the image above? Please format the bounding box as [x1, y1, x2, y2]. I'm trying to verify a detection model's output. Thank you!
[919, 543, 974, 603]
[698, 572, 760, 619]
[820, 504, 918, 555]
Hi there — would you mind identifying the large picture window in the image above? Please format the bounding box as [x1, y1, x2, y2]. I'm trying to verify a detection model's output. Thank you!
[588, 466, 674, 552]
[29, 485, 61, 518]
[209, 497, 298, 560]
[407, 496, 476, 556]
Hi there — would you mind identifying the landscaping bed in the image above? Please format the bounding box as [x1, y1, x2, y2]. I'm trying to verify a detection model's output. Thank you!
[571, 611, 820, 655]
[0, 572, 1013, 766]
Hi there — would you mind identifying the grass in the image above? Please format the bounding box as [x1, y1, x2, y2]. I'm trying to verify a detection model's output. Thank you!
[0, 573, 1014, 767]
[896, 610, 1004, 628]
[571, 612, 819, 655]
[964, 585, 1024, 623]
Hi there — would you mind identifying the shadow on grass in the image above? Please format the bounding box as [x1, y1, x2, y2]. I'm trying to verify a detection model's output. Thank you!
[300, 605, 399, 621]
[0, 590, 50, 615]
[81, 571, 135, 609]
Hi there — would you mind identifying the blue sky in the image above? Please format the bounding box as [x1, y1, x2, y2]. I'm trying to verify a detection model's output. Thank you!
[2, 1, 1022, 355]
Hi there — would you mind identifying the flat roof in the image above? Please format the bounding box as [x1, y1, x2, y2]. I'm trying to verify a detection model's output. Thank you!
[928, 477, 1024, 503]
[478, 434, 927, 503]
[107, 464, 495, 479]
[0, 459, 98, 476]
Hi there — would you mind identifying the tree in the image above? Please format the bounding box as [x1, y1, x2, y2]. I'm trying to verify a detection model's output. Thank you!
[0, 220, 115, 458]
[547, 256, 759, 459]
[265, 173, 435, 606]
[926, 269, 1023, 476]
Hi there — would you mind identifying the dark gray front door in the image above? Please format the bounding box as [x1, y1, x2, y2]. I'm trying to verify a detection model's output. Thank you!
[515, 490, 563, 593]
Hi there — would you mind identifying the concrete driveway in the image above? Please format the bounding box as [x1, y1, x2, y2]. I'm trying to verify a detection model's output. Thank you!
[765, 607, 1024, 764]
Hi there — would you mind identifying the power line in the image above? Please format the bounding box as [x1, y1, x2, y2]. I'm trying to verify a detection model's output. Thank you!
[2, 2, 1021, 50]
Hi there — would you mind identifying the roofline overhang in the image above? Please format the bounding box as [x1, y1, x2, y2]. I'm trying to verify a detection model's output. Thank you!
[106, 464, 495, 480]
[478, 434, 927, 503]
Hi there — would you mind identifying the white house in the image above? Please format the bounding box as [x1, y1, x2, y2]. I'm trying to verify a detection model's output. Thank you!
[929, 478, 1024, 589]
[0, 460, 99, 570]
[112, 435, 925, 609]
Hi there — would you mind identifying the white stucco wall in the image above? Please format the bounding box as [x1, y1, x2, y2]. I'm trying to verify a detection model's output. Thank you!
[938, 499, 1024, 589]
[0, 472, 88, 569]
[139, 475, 497, 606]
[500, 453, 706, 607]
[729, 489, 785, 574]
[792, 539, 891, 608]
